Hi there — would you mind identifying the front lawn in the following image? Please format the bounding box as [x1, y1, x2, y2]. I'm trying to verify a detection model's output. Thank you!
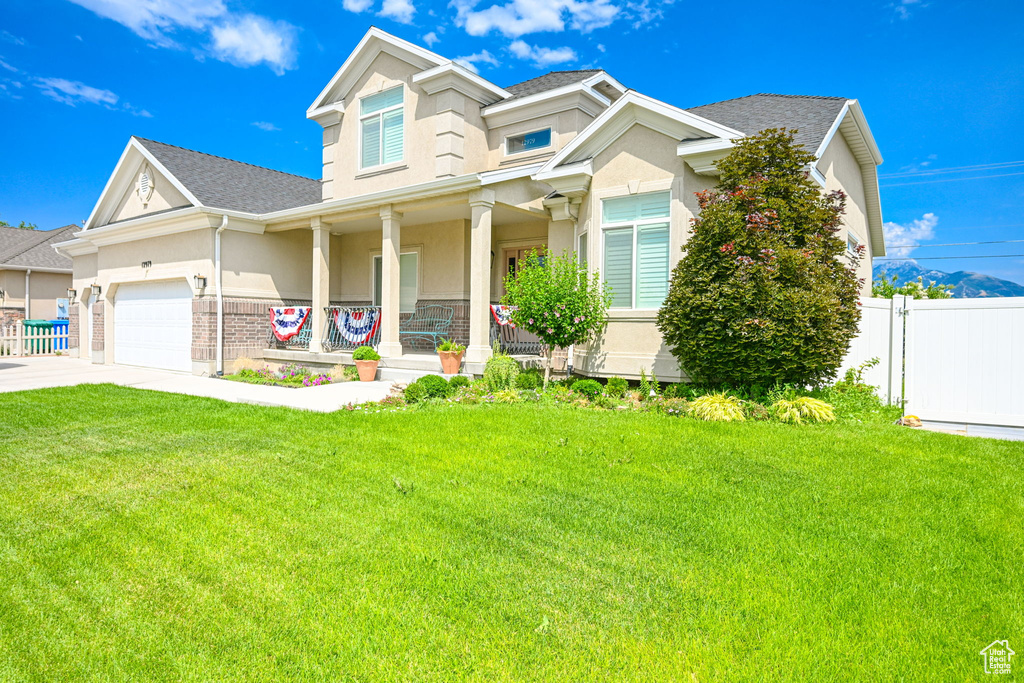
[0, 385, 1021, 680]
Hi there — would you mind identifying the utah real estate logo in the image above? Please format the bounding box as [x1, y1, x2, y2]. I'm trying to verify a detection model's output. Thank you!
[980, 640, 1015, 675]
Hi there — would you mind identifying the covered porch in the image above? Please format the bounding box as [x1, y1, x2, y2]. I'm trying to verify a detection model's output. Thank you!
[258, 184, 570, 375]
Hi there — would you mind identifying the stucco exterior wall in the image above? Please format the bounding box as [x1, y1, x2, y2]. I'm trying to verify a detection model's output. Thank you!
[0, 268, 72, 320]
[817, 131, 874, 292]
[111, 164, 191, 223]
[485, 109, 594, 170]
[221, 229, 314, 300]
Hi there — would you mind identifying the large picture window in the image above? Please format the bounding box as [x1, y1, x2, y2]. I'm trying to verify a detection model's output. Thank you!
[601, 191, 670, 309]
[360, 86, 404, 169]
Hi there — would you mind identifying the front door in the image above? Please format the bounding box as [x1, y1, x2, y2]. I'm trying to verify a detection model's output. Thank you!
[500, 245, 544, 296]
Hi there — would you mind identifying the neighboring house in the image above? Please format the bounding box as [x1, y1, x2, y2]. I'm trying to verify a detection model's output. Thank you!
[55, 27, 885, 379]
[0, 225, 75, 326]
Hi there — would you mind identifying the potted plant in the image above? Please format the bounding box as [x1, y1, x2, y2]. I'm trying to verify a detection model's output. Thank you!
[436, 338, 466, 375]
[352, 345, 381, 382]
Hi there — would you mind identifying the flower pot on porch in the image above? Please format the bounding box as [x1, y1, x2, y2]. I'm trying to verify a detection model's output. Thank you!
[438, 350, 464, 375]
[355, 359, 379, 382]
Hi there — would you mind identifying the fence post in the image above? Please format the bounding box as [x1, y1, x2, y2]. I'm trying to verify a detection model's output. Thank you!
[16, 321, 23, 357]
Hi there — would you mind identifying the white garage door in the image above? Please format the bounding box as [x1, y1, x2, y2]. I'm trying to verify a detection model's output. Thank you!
[114, 280, 193, 372]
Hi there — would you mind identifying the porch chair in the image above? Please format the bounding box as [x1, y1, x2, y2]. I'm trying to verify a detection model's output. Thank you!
[399, 305, 454, 349]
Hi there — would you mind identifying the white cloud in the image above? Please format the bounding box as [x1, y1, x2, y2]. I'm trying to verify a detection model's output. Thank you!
[454, 49, 500, 72]
[509, 39, 576, 66]
[379, 0, 416, 23]
[453, 0, 618, 38]
[33, 76, 151, 116]
[210, 15, 297, 74]
[884, 212, 938, 257]
[68, 0, 296, 73]
[252, 121, 280, 131]
[0, 58, 19, 73]
[892, 0, 923, 20]
[1, 30, 27, 46]
[342, 0, 374, 11]
[423, 31, 440, 46]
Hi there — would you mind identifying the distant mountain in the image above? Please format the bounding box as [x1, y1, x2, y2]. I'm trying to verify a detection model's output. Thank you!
[873, 261, 1024, 298]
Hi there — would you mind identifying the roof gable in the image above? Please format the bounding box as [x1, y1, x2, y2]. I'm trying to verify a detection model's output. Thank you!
[0, 225, 75, 271]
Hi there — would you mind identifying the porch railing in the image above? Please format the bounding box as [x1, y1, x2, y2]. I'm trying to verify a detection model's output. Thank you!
[266, 309, 314, 350]
[322, 306, 382, 351]
[490, 318, 542, 356]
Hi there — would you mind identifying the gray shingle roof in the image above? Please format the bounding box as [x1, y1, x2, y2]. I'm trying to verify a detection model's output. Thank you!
[685, 94, 848, 152]
[134, 137, 323, 214]
[0, 225, 76, 270]
[502, 70, 602, 102]
[0, 226, 38, 256]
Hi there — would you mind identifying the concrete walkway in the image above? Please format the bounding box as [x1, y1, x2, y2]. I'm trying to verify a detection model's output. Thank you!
[0, 357, 395, 412]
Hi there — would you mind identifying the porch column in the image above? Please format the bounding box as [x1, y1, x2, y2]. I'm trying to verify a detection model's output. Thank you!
[379, 205, 403, 358]
[309, 217, 329, 353]
[466, 189, 495, 364]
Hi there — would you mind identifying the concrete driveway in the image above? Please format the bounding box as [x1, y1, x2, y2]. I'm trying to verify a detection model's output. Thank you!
[0, 357, 395, 412]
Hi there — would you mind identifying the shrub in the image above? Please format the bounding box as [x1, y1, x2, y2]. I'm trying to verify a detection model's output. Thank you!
[689, 393, 746, 422]
[657, 128, 861, 387]
[484, 350, 520, 391]
[493, 389, 520, 404]
[417, 374, 452, 399]
[514, 369, 542, 390]
[330, 363, 360, 382]
[231, 356, 266, 374]
[770, 396, 836, 424]
[744, 401, 771, 421]
[605, 376, 628, 398]
[572, 379, 603, 399]
[403, 381, 427, 404]
[352, 345, 380, 361]
[448, 375, 470, 390]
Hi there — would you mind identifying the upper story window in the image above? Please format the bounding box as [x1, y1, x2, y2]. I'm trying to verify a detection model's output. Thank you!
[360, 86, 404, 169]
[602, 191, 671, 309]
[506, 128, 552, 155]
[847, 232, 861, 257]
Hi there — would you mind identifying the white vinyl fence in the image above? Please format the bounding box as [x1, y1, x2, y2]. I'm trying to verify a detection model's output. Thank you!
[841, 295, 1024, 434]
[0, 323, 70, 358]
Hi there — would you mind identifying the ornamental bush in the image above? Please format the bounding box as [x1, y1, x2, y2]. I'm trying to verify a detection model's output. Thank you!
[483, 350, 520, 391]
[403, 381, 426, 404]
[605, 376, 628, 398]
[657, 128, 861, 387]
[514, 369, 542, 390]
[502, 248, 612, 385]
[448, 374, 471, 390]
[689, 393, 746, 422]
[417, 374, 452, 399]
[572, 379, 603, 399]
[352, 345, 380, 361]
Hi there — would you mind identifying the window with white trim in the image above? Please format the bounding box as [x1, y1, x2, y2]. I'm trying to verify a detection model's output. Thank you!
[373, 252, 418, 313]
[360, 86, 404, 169]
[506, 128, 552, 155]
[577, 232, 588, 267]
[847, 232, 861, 256]
[601, 191, 670, 309]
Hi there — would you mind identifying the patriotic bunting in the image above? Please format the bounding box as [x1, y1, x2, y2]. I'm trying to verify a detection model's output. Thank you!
[490, 304, 516, 328]
[333, 308, 381, 345]
[269, 307, 311, 341]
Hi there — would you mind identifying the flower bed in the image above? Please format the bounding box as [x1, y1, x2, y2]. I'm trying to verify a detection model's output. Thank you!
[222, 362, 356, 388]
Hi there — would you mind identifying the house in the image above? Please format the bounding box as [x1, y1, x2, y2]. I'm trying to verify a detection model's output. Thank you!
[54, 27, 885, 379]
[1, 225, 76, 326]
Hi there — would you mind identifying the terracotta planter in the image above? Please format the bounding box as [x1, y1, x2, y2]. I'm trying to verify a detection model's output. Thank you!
[438, 350, 464, 375]
[355, 359, 379, 382]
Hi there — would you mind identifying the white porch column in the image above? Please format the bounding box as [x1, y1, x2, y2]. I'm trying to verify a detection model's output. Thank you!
[466, 189, 495, 364]
[309, 217, 329, 353]
[379, 205, 403, 358]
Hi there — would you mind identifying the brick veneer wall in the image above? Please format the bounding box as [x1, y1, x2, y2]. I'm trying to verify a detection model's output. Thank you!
[68, 307, 79, 352]
[0, 306, 25, 329]
[92, 301, 104, 352]
[193, 297, 311, 363]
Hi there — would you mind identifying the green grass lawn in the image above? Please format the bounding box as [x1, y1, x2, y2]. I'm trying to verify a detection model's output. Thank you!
[1, 385, 1021, 680]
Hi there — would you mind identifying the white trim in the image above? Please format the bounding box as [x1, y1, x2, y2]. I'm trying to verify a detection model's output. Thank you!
[412, 62, 509, 104]
[358, 85, 405, 171]
[307, 27, 448, 122]
[482, 82, 611, 128]
[0, 264, 71, 274]
[599, 189, 672, 310]
[535, 91, 745, 178]
[478, 163, 545, 186]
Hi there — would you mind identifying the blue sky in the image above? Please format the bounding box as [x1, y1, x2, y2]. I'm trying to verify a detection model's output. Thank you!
[1, 0, 1022, 282]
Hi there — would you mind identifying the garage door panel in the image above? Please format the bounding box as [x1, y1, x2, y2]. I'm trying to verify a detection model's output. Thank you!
[114, 281, 193, 372]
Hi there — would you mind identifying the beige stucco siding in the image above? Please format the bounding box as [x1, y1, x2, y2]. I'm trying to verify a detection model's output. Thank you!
[817, 131, 873, 291]
[0, 269, 71, 320]
[486, 109, 594, 170]
[111, 164, 191, 223]
[221, 229, 313, 301]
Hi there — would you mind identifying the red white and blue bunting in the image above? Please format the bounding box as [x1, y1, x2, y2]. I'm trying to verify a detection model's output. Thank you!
[269, 307, 311, 341]
[490, 304, 516, 328]
[333, 308, 381, 345]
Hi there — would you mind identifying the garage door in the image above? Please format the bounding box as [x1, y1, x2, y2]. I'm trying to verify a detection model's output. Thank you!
[114, 280, 193, 372]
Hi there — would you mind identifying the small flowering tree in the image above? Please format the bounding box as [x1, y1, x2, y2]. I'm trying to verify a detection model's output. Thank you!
[501, 249, 612, 385]
[657, 128, 862, 387]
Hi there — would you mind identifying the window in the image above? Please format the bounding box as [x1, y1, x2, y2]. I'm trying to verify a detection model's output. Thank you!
[360, 86, 404, 169]
[847, 232, 861, 256]
[373, 252, 418, 313]
[577, 232, 588, 267]
[601, 191, 671, 309]
[506, 128, 552, 155]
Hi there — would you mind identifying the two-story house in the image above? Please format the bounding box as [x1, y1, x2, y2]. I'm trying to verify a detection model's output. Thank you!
[55, 27, 885, 378]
